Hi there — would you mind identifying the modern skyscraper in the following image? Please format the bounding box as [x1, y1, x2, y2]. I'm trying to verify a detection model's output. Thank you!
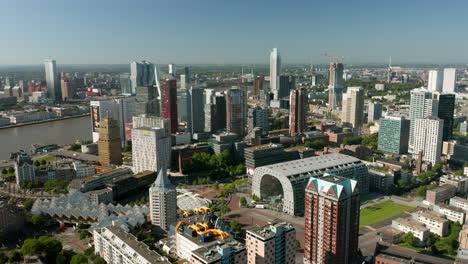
[435, 93, 455, 141]
[226, 87, 247, 137]
[247, 107, 270, 134]
[412, 117, 444, 164]
[60, 76, 74, 100]
[205, 94, 226, 133]
[177, 90, 190, 123]
[253, 75, 264, 100]
[378, 116, 410, 154]
[149, 168, 177, 230]
[13, 151, 35, 185]
[135, 85, 160, 116]
[304, 175, 360, 264]
[168, 63, 176, 77]
[279, 75, 295, 99]
[408, 89, 439, 154]
[341, 87, 364, 135]
[328, 62, 344, 110]
[368, 102, 383, 123]
[130, 61, 155, 94]
[119, 74, 131, 94]
[289, 88, 308, 136]
[181, 66, 190, 88]
[189, 87, 205, 134]
[161, 79, 178, 133]
[98, 113, 123, 166]
[44, 59, 61, 102]
[246, 221, 296, 264]
[443, 68, 457, 93]
[270, 48, 281, 100]
[428, 70, 443, 92]
[132, 126, 171, 173]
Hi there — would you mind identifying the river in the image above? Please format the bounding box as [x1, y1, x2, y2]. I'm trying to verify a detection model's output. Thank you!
[0, 116, 92, 160]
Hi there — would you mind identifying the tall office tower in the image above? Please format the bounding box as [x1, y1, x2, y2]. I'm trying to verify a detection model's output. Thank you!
[161, 79, 178, 133]
[412, 117, 444, 164]
[378, 116, 410, 154]
[226, 87, 247, 137]
[247, 108, 270, 133]
[189, 87, 205, 134]
[253, 75, 264, 99]
[149, 168, 177, 230]
[206, 95, 227, 132]
[328, 62, 344, 110]
[341, 87, 365, 135]
[303, 175, 360, 264]
[168, 63, 176, 77]
[279, 75, 296, 99]
[289, 88, 308, 136]
[205, 89, 215, 104]
[443, 68, 457, 93]
[435, 93, 455, 141]
[270, 48, 281, 100]
[135, 85, 160, 116]
[215, 95, 227, 130]
[98, 113, 123, 166]
[133, 114, 170, 133]
[119, 74, 131, 94]
[180, 74, 188, 89]
[184, 66, 190, 85]
[44, 59, 61, 102]
[60, 76, 74, 100]
[130, 61, 155, 94]
[177, 90, 190, 123]
[368, 102, 383, 123]
[13, 151, 35, 185]
[408, 89, 439, 154]
[246, 222, 296, 264]
[204, 104, 216, 132]
[132, 126, 171, 173]
[428, 70, 443, 92]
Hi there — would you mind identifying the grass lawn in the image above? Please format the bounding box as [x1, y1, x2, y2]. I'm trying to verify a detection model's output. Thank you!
[360, 201, 414, 227]
[34, 155, 56, 162]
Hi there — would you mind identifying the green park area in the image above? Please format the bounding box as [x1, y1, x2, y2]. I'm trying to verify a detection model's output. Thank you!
[360, 201, 414, 227]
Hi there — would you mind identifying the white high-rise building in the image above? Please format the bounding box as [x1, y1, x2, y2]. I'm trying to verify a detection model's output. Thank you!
[412, 117, 444, 164]
[443, 68, 457, 93]
[130, 61, 156, 94]
[180, 74, 187, 89]
[269, 48, 281, 100]
[341, 87, 365, 135]
[428, 70, 443, 92]
[149, 168, 177, 230]
[14, 151, 35, 185]
[132, 127, 171, 173]
[44, 59, 61, 102]
[168, 63, 176, 77]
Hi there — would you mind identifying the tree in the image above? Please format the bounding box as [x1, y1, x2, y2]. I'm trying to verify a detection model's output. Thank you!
[240, 196, 247, 206]
[402, 232, 417, 247]
[56, 250, 73, 264]
[94, 256, 106, 264]
[0, 252, 7, 264]
[343, 136, 363, 145]
[80, 230, 92, 240]
[252, 194, 260, 202]
[296, 240, 301, 250]
[212, 183, 219, 190]
[210, 203, 218, 212]
[34, 160, 40, 167]
[8, 250, 22, 263]
[220, 206, 231, 216]
[23, 199, 34, 211]
[21, 239, 43, 256]
[229, 221, 242, 232]
[28, 215, 44, 226]
[7, 167, 14, 174]
[1, 168, 7, 175]
[41, 160, 47, 165]
[38, 236, 62, 263]
[70, 254, 88, 264]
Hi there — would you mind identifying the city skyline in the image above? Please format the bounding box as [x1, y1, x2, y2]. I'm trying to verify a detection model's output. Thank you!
[2, 0, 468, 65]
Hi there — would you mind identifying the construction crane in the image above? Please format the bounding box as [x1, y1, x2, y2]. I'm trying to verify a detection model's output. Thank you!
[322, 51, 351, 64]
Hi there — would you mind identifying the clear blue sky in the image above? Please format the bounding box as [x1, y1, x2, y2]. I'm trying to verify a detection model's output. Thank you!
[1, 0, 467, 64]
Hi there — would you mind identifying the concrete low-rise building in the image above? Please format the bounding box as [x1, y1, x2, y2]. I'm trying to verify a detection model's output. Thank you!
[426, 184, 457, 204]
[368, 168, 394, 194]
[450, 197, 468, 212]
[439, 174, 468, 194]
[411, 210, 450, 237]
[392, 218, 430, 246]
[433, 204, 466, 224]
[190, 239, 246, 264]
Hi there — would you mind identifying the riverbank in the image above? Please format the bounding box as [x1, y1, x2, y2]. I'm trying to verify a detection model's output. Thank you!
[0, 113, 90, 129]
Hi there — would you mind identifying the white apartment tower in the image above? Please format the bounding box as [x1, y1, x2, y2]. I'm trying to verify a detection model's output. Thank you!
[443, 68, 457, 93]
[132, 127, 171, 173]
[149, 168, 177, 230]
[412, 117, 444, 164]
[428, 70, 443, 92]
[270, 48, 281, 100]
[341, 87, 365, 135]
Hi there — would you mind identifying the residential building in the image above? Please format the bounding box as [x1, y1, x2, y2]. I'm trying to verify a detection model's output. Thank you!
[439, 174, 468, 194]
[132, 127, 171, 173]
[247, 107, 270, 134]
[161, 79, 178, 133]
[149, 168, 177, 230]
[190, 240, 246, 264]
[450, 197, 468, 212]
[279, 75, 295, 99]
[94, 226, 170, 264]
[289, 88, 308, 136]
[341, 87, 364, 135]
[168, 63, 176, 77]
[328, 62, 344, 110]
[412, 117, 444, 163]
[119, 73, 131, 94]
[392, 218, 430, 246]
[378, 116, 410, 154]
[44, 59, 61, 102]
[428, 70, 443, 92]
[246, 221, 296, 264]
[133, 114, 170, 133]
[253, 75, 264, 99]
[303, 175, 360, 264]
[408, 88, 438, 154]
[135, 85, 160, 116]
[130, 61, 157, 94]
[443, 68, 457, 93]
[189, 87, 205, 134]
[368, 168, 394, 194]
[374, 242, 454, 264]
[426, 184, 457, 204]
[178, 90, 190, 123]
[411, 210, 449, 236]
[14, 151, 35, 185]
[98, 113, 122, 166]
[442, 142, 468, 163]
[368, 102, 383, 123]
[73, 162, 96, 179]
[226, 87, 247, 137]
[270, 48, 281, 101]
[60, 76, 74, 100]
[433, 204, 465, 224]
[252, 153, 368, 215]
[435, 93, 455, 140]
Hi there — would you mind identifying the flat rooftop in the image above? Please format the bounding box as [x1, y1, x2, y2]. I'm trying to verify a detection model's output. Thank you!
[245, 143, 282, 152]
[393, 218, 428, 232]
[247, 221, 295, 240]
